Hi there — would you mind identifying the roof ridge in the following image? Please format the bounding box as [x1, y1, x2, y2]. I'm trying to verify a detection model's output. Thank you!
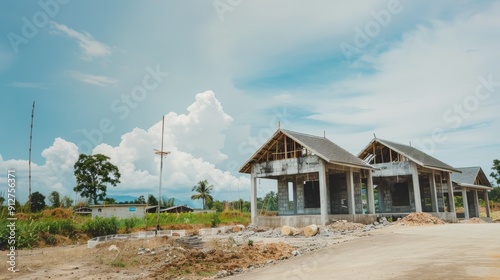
[281, 129, 326, 139]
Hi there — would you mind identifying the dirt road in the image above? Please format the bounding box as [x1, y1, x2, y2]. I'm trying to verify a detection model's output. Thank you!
[229, 224, 500, 280]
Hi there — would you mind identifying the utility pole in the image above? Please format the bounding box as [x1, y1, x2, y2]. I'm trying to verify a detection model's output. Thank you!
[154, 115, 170, 233]
[28, 101, 35, 212]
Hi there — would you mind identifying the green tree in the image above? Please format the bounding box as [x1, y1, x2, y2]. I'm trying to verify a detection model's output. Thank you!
[61, 195, 73, 208]
[491, 159, 500, 185]
[103, 197, 116, 204]
[161, 196, 175, 208]
[48, 191, 61, 208]
[73, 154, 121, 205]
[489, 159, 500, 203]
[134, 195, 146, 204]
[261, 191, 278, 211]
[191, 180, 214, 210]
[0, 191, 4, 206]
[147, 194, 158, 206]
[210, 200, 225, 212]
[30, 191, 46, 212]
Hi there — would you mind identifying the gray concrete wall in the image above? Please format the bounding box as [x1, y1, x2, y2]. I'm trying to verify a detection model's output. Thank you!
[431, 212, 458, 222]
[92, 205, 147, 219]
[257, 214, 378, 227]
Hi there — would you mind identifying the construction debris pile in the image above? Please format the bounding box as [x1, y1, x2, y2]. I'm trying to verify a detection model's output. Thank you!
[396, 213, 445, 226]
[89, 219, 403, 279]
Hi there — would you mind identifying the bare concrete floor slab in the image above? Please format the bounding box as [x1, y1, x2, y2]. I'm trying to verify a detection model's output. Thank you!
[229, 224, 500, 280]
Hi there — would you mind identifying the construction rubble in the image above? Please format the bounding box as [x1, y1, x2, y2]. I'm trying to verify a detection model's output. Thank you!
[88, 217, 402, 279]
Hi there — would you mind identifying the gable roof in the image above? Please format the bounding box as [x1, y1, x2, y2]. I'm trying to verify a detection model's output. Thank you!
[359, 138, 460, 173]
[451, 167, 492, 189]
[239, 129, 373, 174]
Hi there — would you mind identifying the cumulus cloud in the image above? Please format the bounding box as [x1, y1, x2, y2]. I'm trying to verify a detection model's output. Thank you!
[0, 91, 247, 204]
[0, 138, 79, 203]
[50, 21, 112, 60]
[92, 91, 246, 201]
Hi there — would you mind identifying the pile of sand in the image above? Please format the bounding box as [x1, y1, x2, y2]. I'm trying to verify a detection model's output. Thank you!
[397, 213, 445, 226]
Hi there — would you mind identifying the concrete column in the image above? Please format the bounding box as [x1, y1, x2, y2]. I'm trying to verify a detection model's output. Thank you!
[296, 177, 304, 213]
[462, 188, 469, 219]
[473, 190, 480, 218]
[367, 170, 375, 214]
[484, 191, 491, 218]
[447, 173, 456, 213]
[379, 186, 385, 213]
[429, 171, 438, 212]
[277, 180, 288, 214]
[250, 169, 258, 225]
[293, 179, 298, 215]
[319, 160, 328, 226]
[346, 167, 356, 215]
[411, 162, 422, 212]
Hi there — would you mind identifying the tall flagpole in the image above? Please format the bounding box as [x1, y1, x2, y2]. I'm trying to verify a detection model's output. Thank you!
[28, 101, 35, 212]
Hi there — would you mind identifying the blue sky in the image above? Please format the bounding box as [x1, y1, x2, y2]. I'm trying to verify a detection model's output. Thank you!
[1, 0, 499, 206]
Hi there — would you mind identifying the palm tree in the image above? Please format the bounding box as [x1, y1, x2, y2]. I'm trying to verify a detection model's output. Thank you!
[191, 180, 214, 210]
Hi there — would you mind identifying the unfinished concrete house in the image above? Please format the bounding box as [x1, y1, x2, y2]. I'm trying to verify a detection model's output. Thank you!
[239, 129, 376, 227]
[357, 138, 460, 221]
[451, 167, 492, 220]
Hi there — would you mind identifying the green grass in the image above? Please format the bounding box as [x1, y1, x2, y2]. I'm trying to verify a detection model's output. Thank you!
[139, 211, 250, 228]
[0, 210, 251, 250]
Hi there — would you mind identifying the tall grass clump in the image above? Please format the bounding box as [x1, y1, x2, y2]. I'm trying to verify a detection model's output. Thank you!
[122, 217, 141, 233]
[81, 217, 119, 237]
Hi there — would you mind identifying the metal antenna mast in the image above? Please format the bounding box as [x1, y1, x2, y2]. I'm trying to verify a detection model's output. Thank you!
[28, 101, 35, 212]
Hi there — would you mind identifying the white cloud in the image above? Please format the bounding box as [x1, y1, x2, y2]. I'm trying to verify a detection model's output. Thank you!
[0, 138, 79, 203]
[50, 21, 112, 60]
[91, 91, 246, 201]
[0, 92, 247, 203]
[289, 3, 500, 167]
[71, 71, 118, 86]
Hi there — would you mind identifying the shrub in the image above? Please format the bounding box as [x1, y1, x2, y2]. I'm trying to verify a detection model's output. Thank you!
[210, 213, 221, 227]
[44, 234, 57, 245]
[17, 220, 39, 249]
[0, 220, 10, 250]
[81, 217, 119, 237]
[122, 217, 140, 233]
[46, 219, 77, 237]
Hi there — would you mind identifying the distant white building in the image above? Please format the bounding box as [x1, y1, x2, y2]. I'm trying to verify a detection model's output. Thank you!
[89, 204, 148, 219]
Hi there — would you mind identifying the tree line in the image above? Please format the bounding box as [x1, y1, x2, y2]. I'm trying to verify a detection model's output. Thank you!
[2, 154, 499, 213]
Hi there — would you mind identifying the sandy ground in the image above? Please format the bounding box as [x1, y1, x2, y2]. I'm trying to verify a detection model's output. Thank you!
[229, 223, 500, 280]
[1, 222, 499, 279]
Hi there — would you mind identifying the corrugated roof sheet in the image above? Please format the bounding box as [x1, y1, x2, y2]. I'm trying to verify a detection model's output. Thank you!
[375, 138, 460, 173]
[281, 129, 373, 169]
[239, 129, 373, 173]
[451, 167, 492, 187]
